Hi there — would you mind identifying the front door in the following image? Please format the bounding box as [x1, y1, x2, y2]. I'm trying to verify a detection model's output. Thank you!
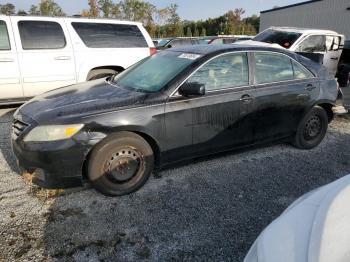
[0, 17, 23, 100]
[185, 52, 255, 155]
[11, 17, 76, 97]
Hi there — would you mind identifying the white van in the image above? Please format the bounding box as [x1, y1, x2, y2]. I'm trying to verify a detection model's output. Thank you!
[0, 16, 155, 104]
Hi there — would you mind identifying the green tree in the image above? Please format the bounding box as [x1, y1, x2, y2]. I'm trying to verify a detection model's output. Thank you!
[200, 27, 206, 37]
[98, 0, 113, 18]
[243, 14, 260, 33]
[0, 3, 15, 15]
[39, 0, 65, 16]
[111, 3, 122, 19]
[29, 4, 39, 15]
[167, 4, 182, 36]
[193, 26, 199, 37]
[185, 27, 192, 37]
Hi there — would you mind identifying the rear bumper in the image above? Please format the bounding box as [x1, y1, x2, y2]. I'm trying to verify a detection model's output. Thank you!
[12, 137, 89, 189]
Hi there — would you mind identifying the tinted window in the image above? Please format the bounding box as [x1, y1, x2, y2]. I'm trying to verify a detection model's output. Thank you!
[296, 35, 326, 52]
[113, 51, 197, 92]
[254, 52, 294, 84]
[292, 60, 314, 79]
[72, 22, 147, 48]
[211, 39, 223, 45]
[253, 29, 302, 49]
[0, 21, 10, 50]
[187, 52, 249, 91]
[18, 21, 66, 50]
[223, 38, 236, 44]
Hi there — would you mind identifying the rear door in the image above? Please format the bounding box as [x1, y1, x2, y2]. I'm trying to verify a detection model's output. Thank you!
[252, 51, 319, 141]
[0, 17, 23, 100]
[323, 35, 343, 76]
[11, 17, 76, 97]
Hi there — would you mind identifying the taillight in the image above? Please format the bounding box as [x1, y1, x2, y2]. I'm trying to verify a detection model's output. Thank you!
[150, 47, 157, 56]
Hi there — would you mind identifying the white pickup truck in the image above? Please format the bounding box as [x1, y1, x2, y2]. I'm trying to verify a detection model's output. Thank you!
[245, 27, 348, 86]
[0, 15, 155, 105]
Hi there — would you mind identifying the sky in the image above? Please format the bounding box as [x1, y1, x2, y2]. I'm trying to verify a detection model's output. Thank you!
[8, 0, 307, 20]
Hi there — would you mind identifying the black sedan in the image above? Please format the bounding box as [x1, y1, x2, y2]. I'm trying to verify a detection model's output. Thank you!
[12, 45, 338, 196]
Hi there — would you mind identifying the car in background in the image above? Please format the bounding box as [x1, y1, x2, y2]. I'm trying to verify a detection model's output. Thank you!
[0, 15, 155, 105]
[245, 174, 350, 262]
[156, 37, 200, 50]
[199, 35, 254, 45]
[12, 44, 338, 196]
[248, 27, 345, 79]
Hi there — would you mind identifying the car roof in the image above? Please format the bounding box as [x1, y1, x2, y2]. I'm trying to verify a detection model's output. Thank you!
[0, 15, 142, 26]
[266, 27, 341, 36]
[168, 44, 294, 56]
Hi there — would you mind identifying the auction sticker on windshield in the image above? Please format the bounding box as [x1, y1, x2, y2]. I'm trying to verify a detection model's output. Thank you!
[178, 53, 201, 60]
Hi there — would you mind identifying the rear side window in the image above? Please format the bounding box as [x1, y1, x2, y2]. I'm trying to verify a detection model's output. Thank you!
[292, 61, 314, 79]
[254, 52, 294, 84]
[18, 21, 66, 50]
[71, 22, 148, 48]
[0, 20, 10, 50]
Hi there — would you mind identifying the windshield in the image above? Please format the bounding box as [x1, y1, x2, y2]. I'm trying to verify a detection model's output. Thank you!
[112, 51, 200, 93]
[253, 29, 302, 49]
[157, 39, 171, 47]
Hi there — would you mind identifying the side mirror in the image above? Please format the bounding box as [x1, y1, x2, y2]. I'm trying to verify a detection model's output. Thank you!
[167, 44, 172, 48]
[179, 82, 205, 97]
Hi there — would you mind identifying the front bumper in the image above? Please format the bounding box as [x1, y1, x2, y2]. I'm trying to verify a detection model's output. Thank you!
[12, 133, 90, 189]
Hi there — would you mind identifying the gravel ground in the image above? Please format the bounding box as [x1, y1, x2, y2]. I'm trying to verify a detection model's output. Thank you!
[1, 107, 350, 262]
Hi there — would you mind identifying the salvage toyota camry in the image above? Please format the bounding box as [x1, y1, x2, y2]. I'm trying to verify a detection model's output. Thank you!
[12, 45, 338, 196]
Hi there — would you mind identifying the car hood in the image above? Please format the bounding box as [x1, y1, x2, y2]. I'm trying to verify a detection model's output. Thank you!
[244, 174, 350, 262]
[18, 79, 150, 123]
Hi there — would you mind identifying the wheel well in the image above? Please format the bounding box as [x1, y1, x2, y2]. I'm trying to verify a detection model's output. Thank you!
[318, 103, 334, 123]
[82, 131, 161, 180]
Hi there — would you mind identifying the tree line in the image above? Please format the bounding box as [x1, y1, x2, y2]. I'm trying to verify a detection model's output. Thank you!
[0, 0, 260, 37]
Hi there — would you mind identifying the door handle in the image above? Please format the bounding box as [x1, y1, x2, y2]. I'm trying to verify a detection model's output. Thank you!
[330, 57, 339, 60]
[305, 84, 316, 91]
[240, 94, 253, 103]
[54, 56, 71, 61]
[0, 57, 14, 62]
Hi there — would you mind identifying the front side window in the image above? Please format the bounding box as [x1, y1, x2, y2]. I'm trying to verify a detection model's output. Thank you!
[186, 52, 249, 91]
[18, 21, 66, 50]
[72, 22, 147, 48]
[254, 52, 294, 84]
[296, 35, 326, 53]
[0, 20, 10, 50]
[113, 51, 197, 92]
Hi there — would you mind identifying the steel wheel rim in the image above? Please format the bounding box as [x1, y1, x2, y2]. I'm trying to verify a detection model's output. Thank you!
[303, 115, 322, 141]
[104, 147, 143, 184]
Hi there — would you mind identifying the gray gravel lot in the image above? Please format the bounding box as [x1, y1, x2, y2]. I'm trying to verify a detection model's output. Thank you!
[0, 107, 350, 262]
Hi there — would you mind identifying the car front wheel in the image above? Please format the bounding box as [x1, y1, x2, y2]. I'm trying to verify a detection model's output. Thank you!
[293, 106, 328, 149]
[88, 132, 154, 196]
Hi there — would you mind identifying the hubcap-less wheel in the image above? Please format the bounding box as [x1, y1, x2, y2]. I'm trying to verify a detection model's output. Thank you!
[303, 116, 322, 141]
[104, 148, 143, 184]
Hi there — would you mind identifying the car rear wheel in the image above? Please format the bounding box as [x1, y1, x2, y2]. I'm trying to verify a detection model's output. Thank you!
[88, 132, 154, 196]
[292, 106, 328, 149]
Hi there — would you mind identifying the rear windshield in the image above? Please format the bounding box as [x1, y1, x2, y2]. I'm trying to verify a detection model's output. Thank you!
[72, 22, 148, 48]
[253, 29, 302, 49]
[112, 51, 200, 93]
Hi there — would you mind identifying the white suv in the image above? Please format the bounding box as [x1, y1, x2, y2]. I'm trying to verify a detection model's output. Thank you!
[0, 16, 155, 104]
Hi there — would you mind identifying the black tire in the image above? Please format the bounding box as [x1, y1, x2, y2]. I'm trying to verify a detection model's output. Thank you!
[87, 69, 118, 81]
[293, 106, 328, 149]
[88, 132, 154, 196]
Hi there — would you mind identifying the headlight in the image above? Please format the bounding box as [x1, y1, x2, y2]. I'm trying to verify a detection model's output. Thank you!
[23, 124, 84, 142]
